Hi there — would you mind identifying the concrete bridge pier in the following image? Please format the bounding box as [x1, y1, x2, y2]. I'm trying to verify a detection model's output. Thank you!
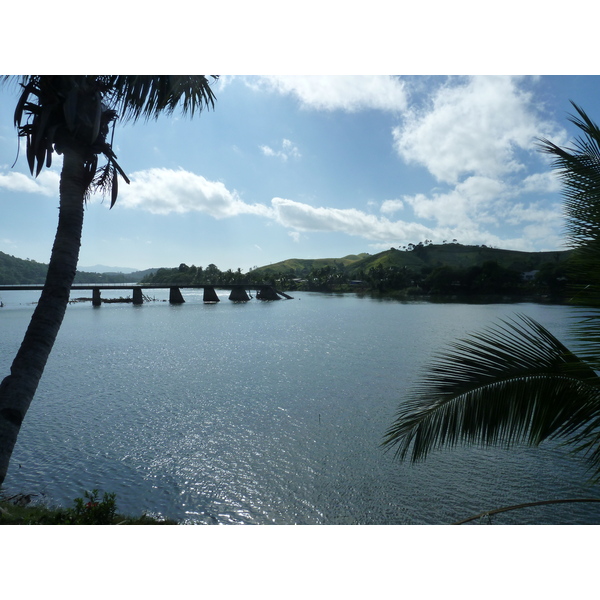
[229, 286, 250, 302]
[92, 287, 102, 307]
[133, 287, 144, 305]
[203, 286, 220, 302]
[169, 287, 185, 304]
[256, 286, 280, 300]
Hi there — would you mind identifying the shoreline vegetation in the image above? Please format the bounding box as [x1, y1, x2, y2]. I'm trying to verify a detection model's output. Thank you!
[0, 491, 177, 525]
[139, 242, 575, 305]
[6, 489, 600, 525]
[1, 243, 574, 305]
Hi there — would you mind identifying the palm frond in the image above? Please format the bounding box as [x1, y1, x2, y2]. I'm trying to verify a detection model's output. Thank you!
[103, 75, 218, 123]
[537, 102, 600, 371]
[538, 102, 600, 250]
[383, 314, 600, 476]
[567, 308, 600, 371]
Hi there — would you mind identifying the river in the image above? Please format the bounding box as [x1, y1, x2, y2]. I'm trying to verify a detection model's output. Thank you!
[0, 289, 598, 524]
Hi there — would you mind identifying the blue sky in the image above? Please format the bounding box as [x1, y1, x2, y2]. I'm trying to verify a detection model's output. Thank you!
[2, 75, 600, 272]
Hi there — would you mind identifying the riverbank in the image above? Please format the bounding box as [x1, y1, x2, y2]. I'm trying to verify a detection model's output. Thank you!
[356, 289, 568, 304]
[0, 492, 177, 525]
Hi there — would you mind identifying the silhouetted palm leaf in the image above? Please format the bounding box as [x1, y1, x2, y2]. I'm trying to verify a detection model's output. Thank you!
[539, 102, 600, 249]
[539, 102, 600, 369]
[383, 315, 600, 479]
[104, 75, 217, 122]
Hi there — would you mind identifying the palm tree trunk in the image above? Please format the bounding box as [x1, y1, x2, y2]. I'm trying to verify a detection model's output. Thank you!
[0, 148, 87, 487]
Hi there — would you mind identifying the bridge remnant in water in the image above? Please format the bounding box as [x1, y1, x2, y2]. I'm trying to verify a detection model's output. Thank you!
[0, 283, 292, 306]
[94, 284, 290, 305]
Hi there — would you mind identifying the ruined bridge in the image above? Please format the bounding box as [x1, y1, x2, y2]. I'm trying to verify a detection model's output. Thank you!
[0, 283, 293, 305]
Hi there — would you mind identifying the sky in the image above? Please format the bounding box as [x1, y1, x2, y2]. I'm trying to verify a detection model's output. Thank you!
[2, 75, 600, 272]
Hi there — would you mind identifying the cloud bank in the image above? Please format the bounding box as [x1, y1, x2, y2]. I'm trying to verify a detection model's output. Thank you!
[108, 167, 437, 243]
[106, 166, 559, 251]
[116, 168, 272, 218]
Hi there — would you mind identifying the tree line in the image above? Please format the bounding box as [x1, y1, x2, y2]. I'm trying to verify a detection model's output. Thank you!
[140, 263, 247, 285]
[239, 259, 571, 299]
[138, 256, 571, 300]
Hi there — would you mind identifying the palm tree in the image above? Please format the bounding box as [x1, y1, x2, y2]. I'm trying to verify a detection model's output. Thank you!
[382, 102, 600, 494]
[0, 76, 217, 486]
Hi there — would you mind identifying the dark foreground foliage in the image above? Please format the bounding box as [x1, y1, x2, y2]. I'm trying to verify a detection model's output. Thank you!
[0, 489, 177, 525]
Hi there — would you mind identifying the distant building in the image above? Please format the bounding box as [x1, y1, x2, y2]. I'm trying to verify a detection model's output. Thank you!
[522, 270, 539, 281]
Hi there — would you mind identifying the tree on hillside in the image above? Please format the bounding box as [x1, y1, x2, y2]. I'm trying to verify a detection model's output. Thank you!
[383, 102, 600, 494]
[0, 76, 218, 487]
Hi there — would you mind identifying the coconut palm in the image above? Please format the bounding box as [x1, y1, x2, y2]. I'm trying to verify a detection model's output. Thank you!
[0, 76, 217, 486]
[383, 102, 600, 487]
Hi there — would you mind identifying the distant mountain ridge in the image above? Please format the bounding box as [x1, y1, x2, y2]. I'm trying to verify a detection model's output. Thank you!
[79, 264, 139, 274]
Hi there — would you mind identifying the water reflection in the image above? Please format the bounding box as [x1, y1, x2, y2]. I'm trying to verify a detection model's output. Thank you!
[1, 292, 599, 523]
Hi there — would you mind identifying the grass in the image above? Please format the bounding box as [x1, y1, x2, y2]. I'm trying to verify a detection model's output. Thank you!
[0, 490, 178, 525]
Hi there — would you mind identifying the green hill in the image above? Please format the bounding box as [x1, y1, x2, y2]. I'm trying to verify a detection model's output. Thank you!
[251, 253, 371, 277]
[0, 251, 155, 284]
[0, 251, 48, 284]
[353, 244, 569, 274]
[251, 244, 571, 278]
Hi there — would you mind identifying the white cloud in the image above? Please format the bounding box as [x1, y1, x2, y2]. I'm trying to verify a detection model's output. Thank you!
[385, 77, 568, 251]
[392, 76, 563, 185]
[260, 145, 276, 158]
[402, 172, 564, 235]
[500, 200, 563, 228]
[403, 176, 508, 227]
[391, 161, 565, 252]
[252, 75, 408, 113]
[282, 139, 301, 157]
[117, 168, 274, 218]
[0, 170, 60, 196]
[271, 197, 434, 241]
[101, 168, 438, 247]
[520, 171, 561, 194]
[380, 199, 404, 214]
[260, 138, 301, 161]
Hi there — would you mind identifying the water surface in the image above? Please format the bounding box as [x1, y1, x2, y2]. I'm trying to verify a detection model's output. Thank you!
[1, 289, 598, 524]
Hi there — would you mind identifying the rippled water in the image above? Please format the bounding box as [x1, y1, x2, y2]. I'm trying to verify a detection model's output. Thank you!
[1, 289, 599, 524]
